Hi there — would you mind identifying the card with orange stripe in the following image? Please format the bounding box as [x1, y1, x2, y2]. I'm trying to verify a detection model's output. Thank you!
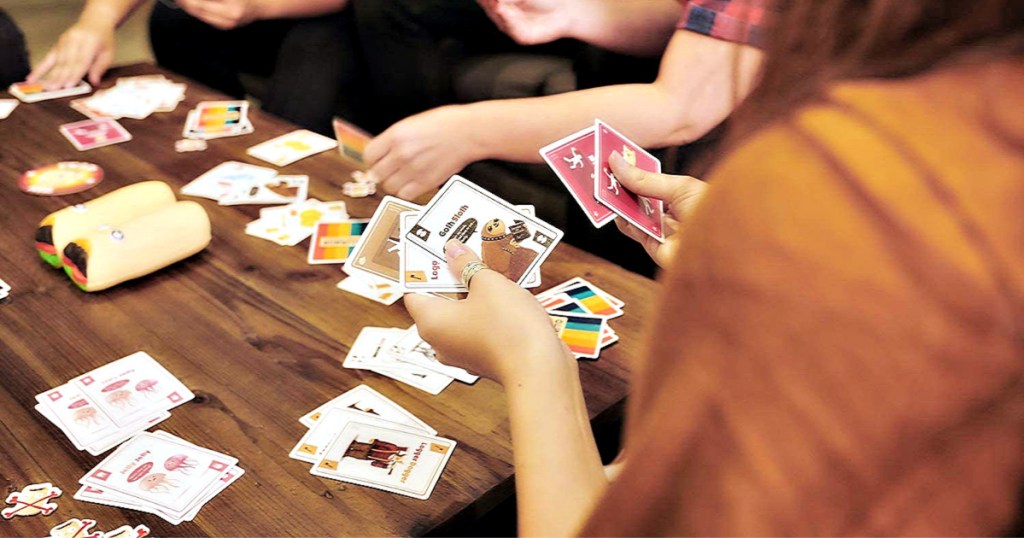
[308, 219, 369, 264]
[549, 312, 607, 359]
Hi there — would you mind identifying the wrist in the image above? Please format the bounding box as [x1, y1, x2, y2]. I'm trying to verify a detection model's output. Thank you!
[499, 345, 577, 389]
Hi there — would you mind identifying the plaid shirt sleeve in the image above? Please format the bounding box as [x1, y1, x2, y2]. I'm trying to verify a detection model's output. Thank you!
[676, 0, 768, 48]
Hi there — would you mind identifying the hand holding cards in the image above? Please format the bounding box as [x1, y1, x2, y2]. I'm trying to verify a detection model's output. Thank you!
[541, 119, 666, 241]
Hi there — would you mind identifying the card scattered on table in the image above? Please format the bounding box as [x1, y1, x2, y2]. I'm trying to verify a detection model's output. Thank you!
[247, 129, 338, 167]
[59, 118, 132, 151]
[0, 99, 18, 119]
[75, 431, 243, 524]
[182, 100, 252, 140]
[308, 219, 368, 264]
[246, 199, 349, 247]
[342, 325, 478, 394]
[294, 385, 454, 499]
[35, 351, 194, 455]
[0, 278, 10, 300]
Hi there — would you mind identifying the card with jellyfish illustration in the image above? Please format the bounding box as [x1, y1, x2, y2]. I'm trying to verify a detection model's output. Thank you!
[70, 351, 195, 428]
[35, 383, 168, 452]
[80, 431, 236, 513]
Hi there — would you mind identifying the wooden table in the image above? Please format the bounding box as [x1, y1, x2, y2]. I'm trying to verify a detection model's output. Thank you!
[0, 64, 656, 537]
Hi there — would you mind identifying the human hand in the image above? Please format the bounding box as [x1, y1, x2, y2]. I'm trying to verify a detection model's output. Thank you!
[608, 150, 707, 267]
[28, 19, 115, 88]
[404, 239, 574, 385]
[177, 0, 263, 30]
[477, 0, 578, 45]
[364, 106, 482, 201]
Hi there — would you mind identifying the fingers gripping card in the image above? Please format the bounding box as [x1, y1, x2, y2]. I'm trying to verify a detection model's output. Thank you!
[593, 120, 665, 242]
[405, 176, 563, 285]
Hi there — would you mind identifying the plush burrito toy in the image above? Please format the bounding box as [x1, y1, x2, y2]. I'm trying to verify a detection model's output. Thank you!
[36, 181, 211, 292]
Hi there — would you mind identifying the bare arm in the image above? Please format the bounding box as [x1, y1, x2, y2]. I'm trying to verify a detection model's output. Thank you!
[175, 0, 349, 30]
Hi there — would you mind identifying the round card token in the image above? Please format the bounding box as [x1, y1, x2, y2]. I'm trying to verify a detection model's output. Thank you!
[18, 162, 103, 196]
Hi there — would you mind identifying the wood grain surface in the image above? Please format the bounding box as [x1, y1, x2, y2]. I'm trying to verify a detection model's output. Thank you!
[0, 64, 657, 537]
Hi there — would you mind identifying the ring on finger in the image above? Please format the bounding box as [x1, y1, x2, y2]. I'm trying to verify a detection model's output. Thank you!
[459, 260, 489, 288]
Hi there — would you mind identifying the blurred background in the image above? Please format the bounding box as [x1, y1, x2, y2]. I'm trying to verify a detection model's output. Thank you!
[4, 0, 154, 68]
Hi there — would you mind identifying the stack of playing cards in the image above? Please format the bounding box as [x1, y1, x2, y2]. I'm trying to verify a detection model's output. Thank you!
[75, 431, 243, 524]
[540, 119, 666, 242]
[8, 81, 91, 103]
[246, 129, 338, 167]
[244, 199, 352, 248]
[293, 385, 455, 500]
[70, 75, 185, 119]
[180, 161, 309, 206]
[536, 278, 624, 359]
[34, 352, 194, 456]
[343, 325, 478, 395]
[337, 176, 563, 304]
[182, 100, 253, 140]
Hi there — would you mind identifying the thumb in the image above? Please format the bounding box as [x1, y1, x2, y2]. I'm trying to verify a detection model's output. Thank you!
[610, 150, 692, 202]
[443, 238, 481, 280]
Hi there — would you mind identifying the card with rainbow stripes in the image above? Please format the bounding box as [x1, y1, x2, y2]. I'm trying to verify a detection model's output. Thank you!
[308, 219, 369, 264]
[550, 313, 606, 359]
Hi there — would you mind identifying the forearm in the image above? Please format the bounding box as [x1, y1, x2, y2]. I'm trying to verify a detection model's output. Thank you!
[253, 0, 348, 20]
[79, 0, 146, 29]
[504, 350, 607, 537]
[569, 0, 681, 56]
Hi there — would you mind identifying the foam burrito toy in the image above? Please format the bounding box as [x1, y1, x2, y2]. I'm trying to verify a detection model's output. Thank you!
[35, 181, 212, 292]
[35, 181, 176, 267]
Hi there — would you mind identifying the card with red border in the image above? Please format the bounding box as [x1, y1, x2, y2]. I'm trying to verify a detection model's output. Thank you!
[592, 120, 665, 242]
[59, 118, 132, 151]
[540, 126, 616, 228]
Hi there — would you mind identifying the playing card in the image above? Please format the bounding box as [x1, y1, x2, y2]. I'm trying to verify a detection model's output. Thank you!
[389, 326, 478, 384]
[308, 219, 369, 264]
[59, 118, 132, 151]
[246, 129, 338, 167]
[0, 277, 10, 299]
[405, 176, 563, 286]
[540, 126, 616, 228]
[344, 196, 421, 283]
[342, 328, 455, 395]
[218, 174, 308, 206]
[34, 385, 169, 454]
[186, 101, 248, 139]
[311, 422, 455, 500]
[70, 351, 194, 428]
[80, 431, 236, 514]
[291, 407, 430, 464]
[0, 99, 18, 120]
[593, 120, 665, 242]
[181, 161, 278, 201]
[538, 277, 625, 312]
[335, 275, 403, 306]
[549, 312, 607, 359]
[8, 81, 91, 103]
[332, 116, 372, 167]
[298, 384, 435, 434]
[369, 365, 454, 396]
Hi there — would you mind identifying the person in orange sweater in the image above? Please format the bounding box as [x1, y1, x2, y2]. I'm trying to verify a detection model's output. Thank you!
[404, 0, 1024, 534]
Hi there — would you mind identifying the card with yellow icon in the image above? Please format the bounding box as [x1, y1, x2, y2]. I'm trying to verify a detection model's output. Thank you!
[246, 129, 338, 167]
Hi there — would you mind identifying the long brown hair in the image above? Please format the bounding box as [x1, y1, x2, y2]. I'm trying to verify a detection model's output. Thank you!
[727, 0, 1024, 143]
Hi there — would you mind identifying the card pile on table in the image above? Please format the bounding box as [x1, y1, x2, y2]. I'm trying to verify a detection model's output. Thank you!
[8, 81, 91, 103]
[70, 75, 185, 119]
[344, 325, 477, 395]
[293, 385, 454, 500]
[59, 117, 133, 151]
[536, 277, 624, 359]
[34, 352, 194, 456]
[337, 175, 563, 304]
[182, 100, 253, 140]
[541, 119, 666, 242]
[246, 129, 338, 167]
[74, 431, 244, 524]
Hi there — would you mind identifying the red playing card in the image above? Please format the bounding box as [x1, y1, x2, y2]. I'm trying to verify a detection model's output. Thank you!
[59, 118, 133, 151]
[540, 126, 616, 228]
[592, 120, 665, 242]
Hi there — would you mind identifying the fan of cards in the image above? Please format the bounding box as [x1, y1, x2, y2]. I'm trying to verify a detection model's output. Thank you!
[34, 352, 194, 456]
[537, 277, 624, 359]
[541, 119, 666, 241]
[182, 100, 253, 140]
[338, 176, 563, 305]
[75, 431, 244, 525]
[292, 385, 455, 500]
[344, 325, 477, 395]
[71, 75, 185, 120]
